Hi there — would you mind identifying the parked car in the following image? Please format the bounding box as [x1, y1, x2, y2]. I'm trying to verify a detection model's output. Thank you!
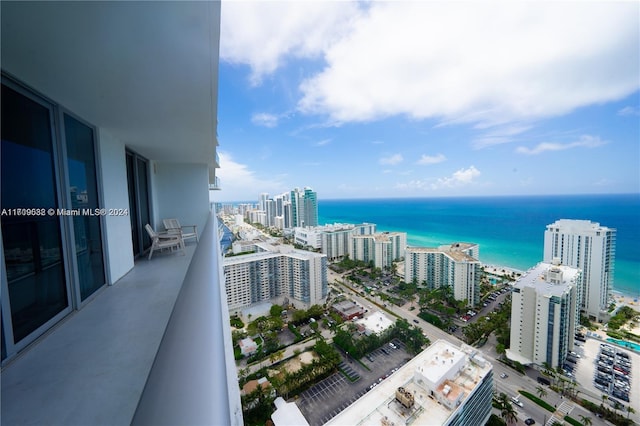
[525, 419, 535, 425]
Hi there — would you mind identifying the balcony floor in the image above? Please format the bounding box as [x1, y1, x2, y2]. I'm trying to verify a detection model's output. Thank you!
[1, 246, 196, 426]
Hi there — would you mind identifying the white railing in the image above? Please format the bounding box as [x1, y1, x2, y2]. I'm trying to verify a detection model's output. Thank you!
[132, 211, 242, 425]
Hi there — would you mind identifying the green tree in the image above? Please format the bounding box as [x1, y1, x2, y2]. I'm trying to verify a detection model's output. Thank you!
[270, 304, 283, 317]
[536, 385, 547, 399]
[579, 415, 593, 426]
[627, 406, 636, 419]
[495, 393, 517, 425]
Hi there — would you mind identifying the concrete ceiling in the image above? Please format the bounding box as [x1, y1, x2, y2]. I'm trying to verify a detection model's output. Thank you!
[1, 1, 220, 170]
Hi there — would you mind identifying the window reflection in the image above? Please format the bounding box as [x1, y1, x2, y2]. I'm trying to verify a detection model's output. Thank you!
[1, 83, 68, 342]
[64, 114, 106, 300]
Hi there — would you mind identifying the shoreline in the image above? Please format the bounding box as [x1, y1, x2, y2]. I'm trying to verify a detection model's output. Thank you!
[611, 291, 640, 310]
[483, 264, 640, 309]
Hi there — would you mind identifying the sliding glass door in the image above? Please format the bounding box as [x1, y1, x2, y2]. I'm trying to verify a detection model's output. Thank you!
[1, 82, 71, 347]
[64, 113, 106, 301]
[126, 151, 151, 258]
[1, 76, 106, 361]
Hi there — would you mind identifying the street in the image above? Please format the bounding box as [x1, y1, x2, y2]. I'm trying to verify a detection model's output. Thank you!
[328, 269, 622, 426]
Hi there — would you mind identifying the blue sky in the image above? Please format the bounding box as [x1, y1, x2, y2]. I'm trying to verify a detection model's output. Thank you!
[213, 1, 639, 203]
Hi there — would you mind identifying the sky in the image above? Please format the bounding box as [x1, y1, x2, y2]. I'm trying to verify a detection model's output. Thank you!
[212, 1, 639, 203]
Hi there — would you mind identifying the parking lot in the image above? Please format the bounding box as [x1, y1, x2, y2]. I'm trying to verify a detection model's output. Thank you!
[574, 337, 638, 414]
[297, 339, 411, 426]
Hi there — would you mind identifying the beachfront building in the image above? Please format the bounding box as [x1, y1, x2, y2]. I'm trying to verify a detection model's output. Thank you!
[292, 223, 377, 260]
[290, 187, 318, 228]
[544, 219, 616, 322]
[320, 224, 355, 260]
[322, 222, 377, 261]
[506, 261, 580, 369]
[325, 339, 493, 426]
[1, 2, 241, 425]
[405, 243, 481, 307]
[224, 242, 328, 314]
[349, 231, 407, 270]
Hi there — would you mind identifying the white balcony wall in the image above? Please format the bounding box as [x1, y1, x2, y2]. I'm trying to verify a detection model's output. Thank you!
[152, 162, 211, 237]
[98, 127, 135, 283]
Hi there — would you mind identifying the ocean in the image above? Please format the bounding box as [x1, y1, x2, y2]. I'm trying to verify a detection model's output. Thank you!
[318, 194, 640, 299]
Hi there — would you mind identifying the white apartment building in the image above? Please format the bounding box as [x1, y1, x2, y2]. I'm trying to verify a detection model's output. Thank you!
[507, 261, 580, 368]
[322, 223, 377, 260]
[349, 231, 407, 270]
[224, 243, 328, 313]
[405, 243, 481, 307]
[293, 227, 323, 249]
[544, 219, 616, 322]
[292, 223, 377, 259]
[325, 340, 493, 426]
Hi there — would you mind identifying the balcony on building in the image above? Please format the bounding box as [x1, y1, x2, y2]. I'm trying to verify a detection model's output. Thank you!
[0, 2, 242, 425]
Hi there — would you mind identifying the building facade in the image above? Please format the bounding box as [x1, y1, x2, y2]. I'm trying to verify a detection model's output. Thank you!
[1, 2, 241, 424]
[507, 261, 580, 368]
[224, 243, 328, 313]
[543, 219, 616, 322]
[290, 187, 318, 228]
[405, 243, 481, 307]
[349, 231, 407, 270]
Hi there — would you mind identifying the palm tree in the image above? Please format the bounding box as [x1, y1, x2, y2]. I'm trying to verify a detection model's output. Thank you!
[536, 385, 547, 399]
[627, 406, 636, 419]
[501, 401, 518, 425]
[579, 415, 592, 426]
[541, 362, 557, 386]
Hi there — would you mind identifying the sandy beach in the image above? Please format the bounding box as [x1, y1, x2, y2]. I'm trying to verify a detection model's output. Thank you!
[483, 265, 524, 277]
[612, 292, 640, 311]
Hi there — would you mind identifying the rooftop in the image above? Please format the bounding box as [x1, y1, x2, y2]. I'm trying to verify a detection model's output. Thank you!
[515, 262, 581, 297]
[407, 244, 479, 263]
[326, 340, 492, 426]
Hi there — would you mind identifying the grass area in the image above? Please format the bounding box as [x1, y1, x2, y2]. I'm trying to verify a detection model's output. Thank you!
[518, 390, 555, 412]
[564, 416, 582, 426]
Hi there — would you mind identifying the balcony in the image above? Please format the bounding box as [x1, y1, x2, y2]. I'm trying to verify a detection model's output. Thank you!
[210, 176, 223, 191]
[1, 212, 242, 425]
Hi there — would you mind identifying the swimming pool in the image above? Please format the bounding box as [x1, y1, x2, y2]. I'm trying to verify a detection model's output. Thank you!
[606, 337, 640, 353]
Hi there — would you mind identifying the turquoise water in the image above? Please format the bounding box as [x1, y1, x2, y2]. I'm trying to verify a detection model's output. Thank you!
[318, 194, 640, 298]
[606, 338, 640, 353]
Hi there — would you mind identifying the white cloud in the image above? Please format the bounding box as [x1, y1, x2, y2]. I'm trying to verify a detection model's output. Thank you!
[221, 2, 361, 85]
[618, 106, 640, 116]
[472, 124, 533, 149]
[416, 153, 446, 165]
[214, 152, 287, 201]
[516, 135, 608, 155]
[293, 2, 638, 126]
[379, 153, 403, 165]
[442, 166, 482, 187]
[395, 166, 481, 191]
[251, 112, 280, 128]
[314, 138, 331, 147]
